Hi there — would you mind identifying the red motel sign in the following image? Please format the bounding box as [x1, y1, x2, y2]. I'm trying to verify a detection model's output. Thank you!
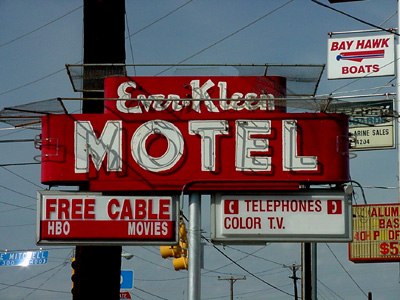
[40, 76, 349, 191]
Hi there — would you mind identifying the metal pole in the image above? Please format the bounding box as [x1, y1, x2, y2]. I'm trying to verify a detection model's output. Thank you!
[396, 0, 400, 203]
[302, 243, 317, 300]
[311, 243, 317, 300]
[302, 243, 311, 300]
[188, 193, 201, 300]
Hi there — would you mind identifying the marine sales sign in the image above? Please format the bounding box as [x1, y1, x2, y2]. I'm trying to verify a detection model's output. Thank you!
[211, 191, 352, 243]
[327, 34, 394, 79]
[40, 76, 350, 192]
[37, 191, 179, 245]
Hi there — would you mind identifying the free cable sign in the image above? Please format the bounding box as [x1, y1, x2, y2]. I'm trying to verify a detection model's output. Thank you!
[211, 191, 352, 243]
[37, 191, 179, 245]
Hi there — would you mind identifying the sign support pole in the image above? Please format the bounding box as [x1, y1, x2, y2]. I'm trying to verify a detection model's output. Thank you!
[301, 242, 317, 300]
[188, 193, 201, 300]
[396, 1, 400, 203]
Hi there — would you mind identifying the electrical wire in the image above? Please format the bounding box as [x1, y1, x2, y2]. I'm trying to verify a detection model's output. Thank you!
[349, 180, 368, 205]
[133, 254, 174, 270]
[202, 236, 294, 298]
[325, 243, 368, 298]
[0, 184, 36, 201]
[0, 1, 194, 97]
[0, 247, 73, 253]
[21, 261, 68, 300]
[202, 244, 266, 274]
[126, 0, 194, 39]
[0, 283, 69, 295]
[225, 245, 286, 267]
[130, 291, 146, 300]
[134, 275, 187, 282]
[177, 212, 295, 297]
[0, 5, 83, 48]
[0, 67, 66, 97]
[1, 2, 398, 299]
[125, 11, 136, 75]
[0, 261, 68, 292]
[157, 0, 295, 75]
[0, 200, 34, 211]
[134, 286, 169, 300]
[311, 0, 398, 36]
[0, 223, 35, 228]
[0, 166, 44, 189]
[318, 279, 345, 300]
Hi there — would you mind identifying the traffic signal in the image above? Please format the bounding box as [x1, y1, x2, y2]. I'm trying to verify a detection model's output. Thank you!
[71, 257, 80, 295]
[160, 218, 188, 270]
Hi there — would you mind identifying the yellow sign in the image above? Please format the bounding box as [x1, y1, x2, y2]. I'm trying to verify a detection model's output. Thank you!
[349, 203, 400, 262]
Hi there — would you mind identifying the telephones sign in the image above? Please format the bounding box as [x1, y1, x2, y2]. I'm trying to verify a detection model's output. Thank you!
[211, 191, 351, 243]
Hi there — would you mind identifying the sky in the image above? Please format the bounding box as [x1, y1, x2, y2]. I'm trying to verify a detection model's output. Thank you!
[0, 0, 400, 299]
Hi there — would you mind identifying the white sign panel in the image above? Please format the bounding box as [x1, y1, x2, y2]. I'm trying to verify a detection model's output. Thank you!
[328, 100, 394, 150]
[211, 191, 352, 243]
[327, 34, 394, 79]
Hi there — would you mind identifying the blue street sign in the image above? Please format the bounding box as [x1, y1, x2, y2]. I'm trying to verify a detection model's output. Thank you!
[0, 250, 49, 267]
[120, 270, 134, 289]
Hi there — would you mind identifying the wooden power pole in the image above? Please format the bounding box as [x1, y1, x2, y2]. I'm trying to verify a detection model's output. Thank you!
[289, 264, 301, 300]
[218, 276, 246, 300]
[72, 1, 126, 300]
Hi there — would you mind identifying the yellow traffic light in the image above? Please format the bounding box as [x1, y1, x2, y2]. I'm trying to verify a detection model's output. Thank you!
[71, 257, 80, 294]
[160, 245, 181, 258]
[159, 217, 188, 270]
[172, 256, 188, 270]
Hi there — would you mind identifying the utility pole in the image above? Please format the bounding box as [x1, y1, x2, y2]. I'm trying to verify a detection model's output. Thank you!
[289, 264, 300, 300]
[72, 1, 126, 300]
[218, 276, 246, 300]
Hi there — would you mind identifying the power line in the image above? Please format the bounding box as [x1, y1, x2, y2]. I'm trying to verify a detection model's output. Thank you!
[325, 243, 368, 298]
[125, 12, 136, 75]
[0, 1, 194, 96]
[0, 5, 83, 48]
[203, 244, 267, 274]
[0, 223, 35, 228]
[182, 211, 294, 297]
[157, 0, 295, 74]
[203, 237, 294, 298]
[0, 166, 44, 189]
[318, 279, 345, 300]
[226, 245, 286, 267]
[134, 286, 169, 300]
[0, 261, 68, 292]
[0, 184, 36, 200]
[311, 0, 398, 36]
[21, 261, 68, 300]
[0, 162, 40, 167]
[126, 0, 194, 39]
[0, 200, 34, 212]
[0, 67, 65, 97]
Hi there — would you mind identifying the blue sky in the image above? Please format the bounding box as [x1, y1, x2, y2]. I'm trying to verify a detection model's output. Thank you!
[1, 0, 400, 299]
